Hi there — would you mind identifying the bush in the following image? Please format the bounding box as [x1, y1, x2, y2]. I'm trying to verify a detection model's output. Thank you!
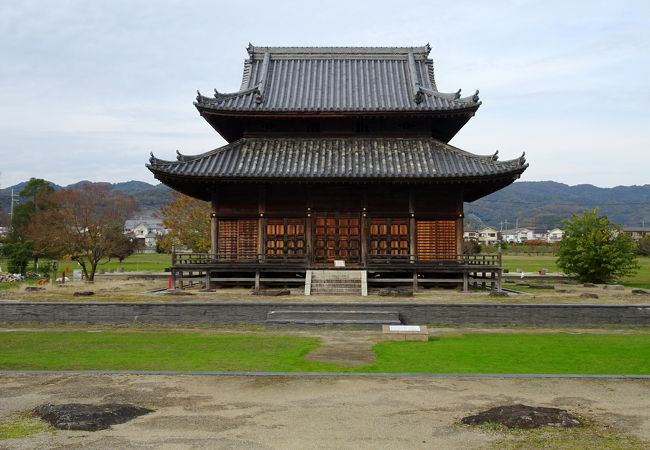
[556, 208, 639, 283]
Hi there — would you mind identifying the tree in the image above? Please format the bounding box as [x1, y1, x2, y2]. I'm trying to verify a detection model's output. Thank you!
[638, 235, 650, 257]
[556, 208, 639, 283]
[157, 192, 210, 253]
[0, 178, 55, 274]
[28, 184, 136, 281]
[109, 233, 141, 263]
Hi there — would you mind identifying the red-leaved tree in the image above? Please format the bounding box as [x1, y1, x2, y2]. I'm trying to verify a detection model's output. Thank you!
[28, 184, 136, 281]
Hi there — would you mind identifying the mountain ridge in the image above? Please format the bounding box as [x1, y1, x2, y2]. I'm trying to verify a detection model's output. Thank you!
[1, 180, 649, 228]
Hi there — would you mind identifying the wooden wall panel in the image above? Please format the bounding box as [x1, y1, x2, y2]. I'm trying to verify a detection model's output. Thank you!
[214, 186, 258, 216]
[217, 219, 258, 259]
[416, 220, 457, 258]
[265, 186, 308, 215]
[366, 188, 409, 214]
[413, 188, 462, 216]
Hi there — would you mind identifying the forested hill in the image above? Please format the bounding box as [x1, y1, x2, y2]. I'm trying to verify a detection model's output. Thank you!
[465, 181, 650, 229]
[1, 180, 649, 228]
[0, 180, 173, 218]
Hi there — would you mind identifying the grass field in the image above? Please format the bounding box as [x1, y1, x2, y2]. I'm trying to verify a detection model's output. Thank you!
[502, 255, 650, 289]
[1, 331, 648, 374]
[85, 253, 171, 272]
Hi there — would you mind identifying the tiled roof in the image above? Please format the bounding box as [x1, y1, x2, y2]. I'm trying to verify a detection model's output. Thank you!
[148, 138, 527, 182]
[195, 45, 480, 113]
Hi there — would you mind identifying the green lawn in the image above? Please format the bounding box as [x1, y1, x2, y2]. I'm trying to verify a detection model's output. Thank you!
[0, 332, 340, 372]
[55, 253, 171, 273]
[502, 255, 650, 289]
[365, 333, 650, 374]
[1, 331, 648, 374]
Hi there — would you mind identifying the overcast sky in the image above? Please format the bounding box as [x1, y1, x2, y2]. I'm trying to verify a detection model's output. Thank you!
[1, 0, 648, 188]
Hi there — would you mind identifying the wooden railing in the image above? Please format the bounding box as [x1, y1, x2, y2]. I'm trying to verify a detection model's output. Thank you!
[173, 252, 309, 265]
[366, 253, 501, 266]
[173, 252, 501, 267]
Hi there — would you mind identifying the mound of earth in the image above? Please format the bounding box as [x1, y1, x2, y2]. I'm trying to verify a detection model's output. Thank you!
[33, 403, 154, 431]
[461, 404, 583, 429]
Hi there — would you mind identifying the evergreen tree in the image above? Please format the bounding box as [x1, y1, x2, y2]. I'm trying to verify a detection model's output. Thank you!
[557, 208, 639, 283]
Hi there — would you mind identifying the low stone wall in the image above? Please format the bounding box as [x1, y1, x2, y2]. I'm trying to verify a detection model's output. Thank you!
[1, 302, 649, 327]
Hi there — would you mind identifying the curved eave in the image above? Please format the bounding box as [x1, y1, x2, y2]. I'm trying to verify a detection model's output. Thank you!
[147, 165, 527, 203]
[147, 163, 527, 187]
[193, 97, 482, 116]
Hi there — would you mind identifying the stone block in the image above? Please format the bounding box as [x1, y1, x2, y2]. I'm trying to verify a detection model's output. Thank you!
[382, 324, 429, 341]
[603, 284, 625, 290]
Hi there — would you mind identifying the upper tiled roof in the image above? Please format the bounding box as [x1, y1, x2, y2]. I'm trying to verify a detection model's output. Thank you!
[195, 45, 480, 113]
[148, 138, 526, 182]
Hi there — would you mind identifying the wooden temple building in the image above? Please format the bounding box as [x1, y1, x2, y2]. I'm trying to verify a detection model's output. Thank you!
[148, 45, 528, 294]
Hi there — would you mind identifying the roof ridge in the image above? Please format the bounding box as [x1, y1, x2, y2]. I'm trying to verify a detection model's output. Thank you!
[247, 43, 431, 56]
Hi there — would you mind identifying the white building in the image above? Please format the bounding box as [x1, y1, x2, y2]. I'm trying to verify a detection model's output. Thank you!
[124, 218, 168, 252]
[547, 228, 564, 243]
[477, 226, 499, 245]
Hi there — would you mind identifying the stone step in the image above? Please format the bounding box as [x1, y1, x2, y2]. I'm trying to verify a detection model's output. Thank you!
[311, 282, 361, 288]
[305, 270, 368, 296]
[310, 270, 365, 280]
[265, 310, 401, 329]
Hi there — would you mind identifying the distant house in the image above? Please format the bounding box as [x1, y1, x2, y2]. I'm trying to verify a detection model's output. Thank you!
[0, 226, 7, 237]
[477, 226, 499, 246]
[124, 218, 168, 252]
[622, 227, 650, 241]
[547, 228, 564, 243]
[463, 229, 479, 241]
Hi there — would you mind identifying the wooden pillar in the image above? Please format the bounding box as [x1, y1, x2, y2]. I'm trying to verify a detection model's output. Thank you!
[412, 271, 418, 293]
[205, 270, 211, 291]
[258, 187, 266, 263]
[210, 193, 218, 256]
[361, 190, 368, 266]
[409, 190, 416, 261]
[456, 192, 464, 256]
[306, 187, 313, 266]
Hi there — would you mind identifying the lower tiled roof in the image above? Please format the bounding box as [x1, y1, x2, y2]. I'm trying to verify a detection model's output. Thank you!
[147, 138, 527, 182]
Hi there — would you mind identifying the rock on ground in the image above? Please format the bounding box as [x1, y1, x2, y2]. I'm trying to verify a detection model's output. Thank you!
[461, 404, 583, 429]
[33, 403, 154, 431]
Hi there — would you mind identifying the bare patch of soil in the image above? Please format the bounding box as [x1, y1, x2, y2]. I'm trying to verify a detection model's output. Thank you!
[33, 403, 153, 430]
[303, 332, 378, 366]
[461, 404, 583, 429]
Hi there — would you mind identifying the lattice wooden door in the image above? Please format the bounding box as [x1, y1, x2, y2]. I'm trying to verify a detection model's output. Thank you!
[313, 212, 361, 264]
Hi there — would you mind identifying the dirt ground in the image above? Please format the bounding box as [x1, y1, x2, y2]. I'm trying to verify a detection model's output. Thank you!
[1, 276, 649, 304]
[1, 373, 649, 449]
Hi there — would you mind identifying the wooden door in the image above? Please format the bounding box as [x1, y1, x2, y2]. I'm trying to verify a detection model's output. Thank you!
[368, 218, 410, 256]
[266, 218, 306, 257]
[313, 213, 361, 264]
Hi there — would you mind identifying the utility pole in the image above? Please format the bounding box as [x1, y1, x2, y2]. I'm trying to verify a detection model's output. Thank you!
[9, 188, 19, 219]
